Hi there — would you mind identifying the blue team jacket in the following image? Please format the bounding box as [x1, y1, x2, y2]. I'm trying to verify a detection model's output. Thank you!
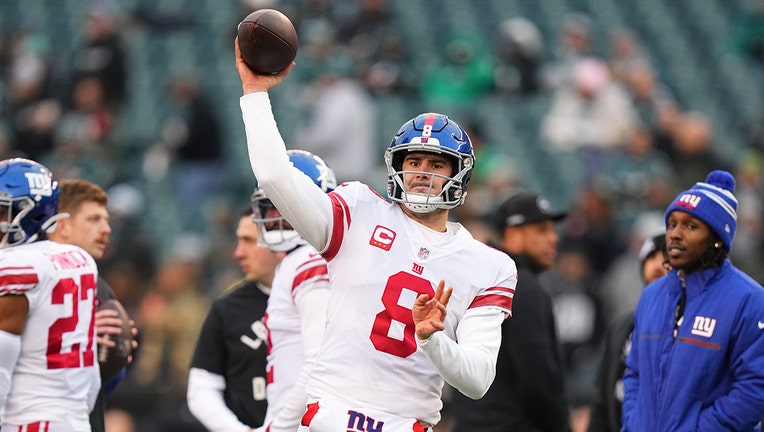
[622, 260, 764, 431]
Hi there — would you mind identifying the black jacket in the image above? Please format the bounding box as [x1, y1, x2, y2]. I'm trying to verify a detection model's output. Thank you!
[450, 253, 571, 432]
[587, 312, 633, 432]
[189, 280, 270, 427]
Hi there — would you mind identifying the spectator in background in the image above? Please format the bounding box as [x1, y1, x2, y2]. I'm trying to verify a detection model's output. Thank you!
[337, 0, 393, 76]
[362, 35, 413, 96]
[450, 191, 571, 432]
[494, 17, 545, 97]
[729, 158, 764, 282]
[539, 236, 605, 430]
[147, 73, 224, 232]
[598, 212, 665, 326]
[543, 183, 621, 424]
[651, 102, 684, 163]
[450, 118, 520, 222]
[730, 0, 764, 76]
[668, 111, 734, 188]
[3, 29, 60, 160]
[98, 183, 156, 317]
[292, 0, 336, 52]
[127, 234, 209, 430]
[295, 68, 377, 185]
[289, 12, 349, 84]
[561, 182, 626, 276]
[44, 76, 117, 186]
[622, 63, 675, 134]
[587, 232, 669, 432]
[187, 206, 284, 432]
[607, 28, 651, 87]
[420, 31, 495, 116]
[622, 170, 764, 430]
[604, 124, 676, 229]
[541, 57, 638, 185]
[71, 0, 128, 112]
[0, 124, 26, 160]
[544, 12, 595, 90]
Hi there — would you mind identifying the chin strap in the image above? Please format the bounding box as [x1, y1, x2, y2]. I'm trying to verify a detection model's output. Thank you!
[26, 212, 70, 244]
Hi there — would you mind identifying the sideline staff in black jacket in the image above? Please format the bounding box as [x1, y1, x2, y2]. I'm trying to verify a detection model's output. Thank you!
[450, 191, 571, 432]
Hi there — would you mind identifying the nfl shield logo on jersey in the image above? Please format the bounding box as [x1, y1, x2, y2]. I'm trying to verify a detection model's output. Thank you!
[418, 247, 430, 260]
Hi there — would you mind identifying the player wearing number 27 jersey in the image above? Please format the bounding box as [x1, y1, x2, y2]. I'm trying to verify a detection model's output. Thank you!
[237, 52, 517, 430]
[0, 158, 100, 432]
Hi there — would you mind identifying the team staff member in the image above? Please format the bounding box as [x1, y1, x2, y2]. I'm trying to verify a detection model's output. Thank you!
[47, 179, 138, 432]
[451, 191, 571, 432]
[187, 207, 284, 432]
[235, 40, 517, 431]
[622, 170, 764, 430]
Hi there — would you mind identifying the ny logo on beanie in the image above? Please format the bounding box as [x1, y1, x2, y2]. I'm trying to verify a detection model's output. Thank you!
[665, 170, 738, 252]
[676, 194, 702, 210]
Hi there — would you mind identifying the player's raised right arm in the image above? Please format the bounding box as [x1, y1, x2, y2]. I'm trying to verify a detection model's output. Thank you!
[236, 39, 333, 251]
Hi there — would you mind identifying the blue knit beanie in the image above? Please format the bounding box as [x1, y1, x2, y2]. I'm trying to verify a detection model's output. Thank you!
[664, 170, 738, 252]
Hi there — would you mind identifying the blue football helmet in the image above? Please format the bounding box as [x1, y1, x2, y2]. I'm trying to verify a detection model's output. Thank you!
[385, 113, 474, 213]
[0, 158, 60, 249]
[251, 150, 337, 252]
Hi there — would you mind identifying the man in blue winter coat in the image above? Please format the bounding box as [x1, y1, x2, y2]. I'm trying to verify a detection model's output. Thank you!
[622, 170, 764, 431]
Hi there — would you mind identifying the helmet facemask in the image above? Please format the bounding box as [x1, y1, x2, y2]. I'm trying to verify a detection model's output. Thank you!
[385, 113, 475, 214]
[0, 195, 35, 248]
[248, 149, 336, 252]
[385, 144, 473, 213]
[250, 188, 305, 252]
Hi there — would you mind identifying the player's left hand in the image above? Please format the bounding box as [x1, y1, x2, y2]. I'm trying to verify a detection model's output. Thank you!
[95, 310, 139, 363]
[413, 280, 453, 340]
[95, 308, 123, 348]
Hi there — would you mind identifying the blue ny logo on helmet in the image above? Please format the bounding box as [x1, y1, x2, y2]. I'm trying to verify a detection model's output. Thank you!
[0, 158, 60, 248]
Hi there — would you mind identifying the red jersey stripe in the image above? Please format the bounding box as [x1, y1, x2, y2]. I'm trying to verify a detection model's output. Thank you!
[0, 266, 36, 272]
[0, 273, 39, 289]
[264, 313, 272, 356]
[295, 255, 326, 272]
[324, 193, 350, 261]
[332, 191, 351, 228]
[301, 402, 320, 426]
[292, 265, 329, 291]
[468, 293, 513, 314]
[484, 286, 515, 296]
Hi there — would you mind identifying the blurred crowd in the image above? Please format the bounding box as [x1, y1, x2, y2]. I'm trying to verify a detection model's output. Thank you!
[1, 0, 764, 430]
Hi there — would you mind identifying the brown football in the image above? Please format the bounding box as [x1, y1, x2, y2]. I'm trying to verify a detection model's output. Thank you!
[97, 298, 133, 383]
[237, 9, 298, 75]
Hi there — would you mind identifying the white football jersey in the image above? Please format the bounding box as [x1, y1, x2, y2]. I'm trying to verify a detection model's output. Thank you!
[306, 182, 516, 424]
[263, 243, 331, 430]
[0, 240, 100, 430]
